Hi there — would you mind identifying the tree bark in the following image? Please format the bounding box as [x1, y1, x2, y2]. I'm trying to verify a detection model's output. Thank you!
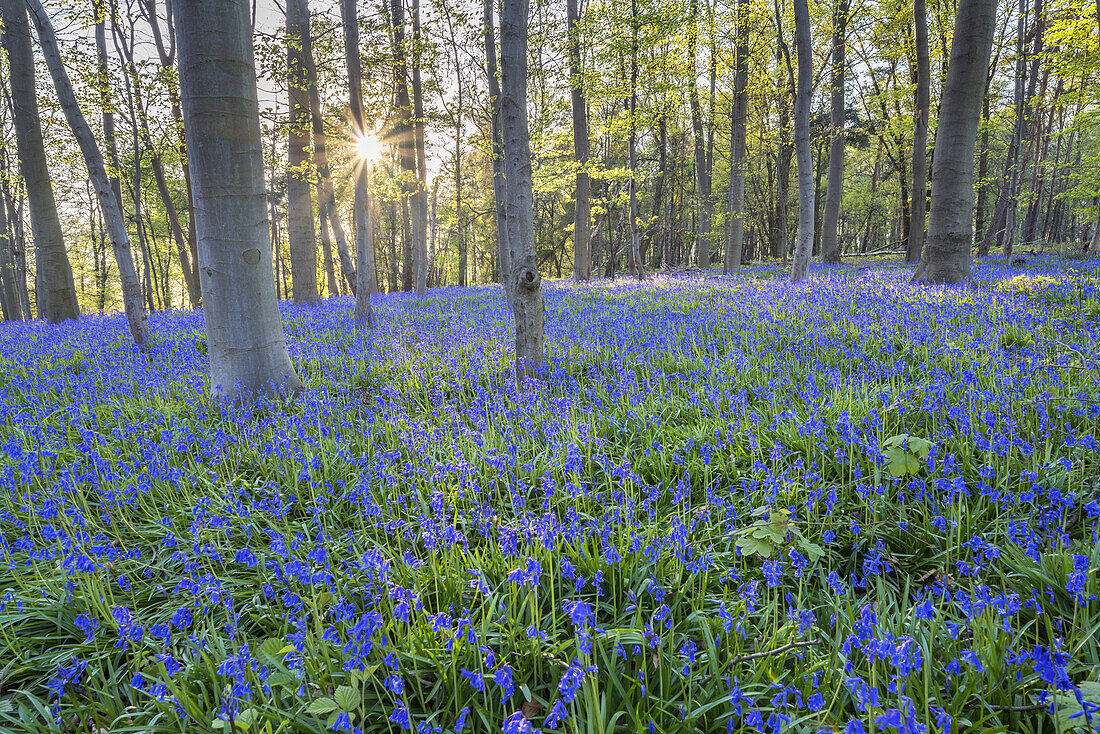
[1, 0, 78, 323]
[301, 10, 347, 297]
[27, 0, 149, 342]
[789, 0, 815, 281]
[626, 0, 643, 279]
[567, 0, 590, 281]
[117, 2, 200, 309]
[0, 143, 32, 318]
[342, 0, 375, 318]
[411, 0, 429, 296]
[821, 0, 848, 264]
[286, 0, 320, 304]
[688, 0, 711, 269]
[915, 0, 998, 283]
[974, 92, 991, 255]
[175, 0, 303, 399]
[387, 0, 418, 294]
[149, 0, 200, 291]
[500, 0, 544, 382]
[0, 185, 19, 320]
[773, 0, 794, 262]
[724, 0, 749, 274]
[906, 0, 930, 263]
[484, 0, 511, 303]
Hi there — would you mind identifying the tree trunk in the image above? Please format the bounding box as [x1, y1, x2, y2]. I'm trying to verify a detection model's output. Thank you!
[0, 186, 19, 320]
[342, 0, 375, 318]
[286, 0, 320, 305]
[688, 0, 711, 270]
[411, 0, 429, 296]
[906, 0, 930, 263]
[301, 12, 344, 297]
[500, 0, 544, 382]
[627, 0, 643, 279]
[567, 0, 590, 281]
[140, 0, 200, 293]
[915, 0, 998, 283]
[974, 93, 991, 254]
[1, 0, 78, 323]
[789, 0, 815, 281]
[724, 0, 749, 274]
[820, 0, 847, 265]
[484, 0, 511, 303]
[387, 0, 417, 294]
[119, 2, 200, 309]
[27, 0, 148, 342]
[175, 0, 303, 400]
[773, 0, 794, 262]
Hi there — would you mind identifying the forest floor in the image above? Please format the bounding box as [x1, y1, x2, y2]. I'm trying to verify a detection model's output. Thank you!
[0, 255, 1098, 733]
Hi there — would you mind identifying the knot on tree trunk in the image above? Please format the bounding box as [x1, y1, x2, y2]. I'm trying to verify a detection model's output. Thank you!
[517, 266, 540, 290]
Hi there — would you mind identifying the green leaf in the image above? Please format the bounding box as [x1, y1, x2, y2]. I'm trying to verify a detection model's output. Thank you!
[235, 708, 257, 729]
[307, 697, 339, 716]
[1055, 681, 1100, 731]
[334, 685, 359, 712]
[882, 435, 928, 477]
[798, 539, 826, 561]
[736, 534, 775, 558]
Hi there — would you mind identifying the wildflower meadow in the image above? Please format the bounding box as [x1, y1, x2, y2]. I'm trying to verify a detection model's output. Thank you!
[1, 258, 1098, 734]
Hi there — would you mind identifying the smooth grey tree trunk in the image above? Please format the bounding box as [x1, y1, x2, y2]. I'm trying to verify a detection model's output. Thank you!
[141, 0, 200, 297]
[789, 0, 815, 282]
[305, 12, 356, 295]
[567, 0, 590, 281]
[773, 0, 794, 262]
[116, 1, 199, 308]
[820, 0, 847, 265]
[175, 0, 303, 399]
[301, 24, 337, 297]
[627, 0, 643, 279]
[688, 0, 711, 270]
[27, 0, 149, 343]
[915, 0, 998, 283]
[724, 0, 749, 275]
[286, 0, 320, 305]
[342, 0, 375, 318]
[0, 190, 19, 320]
[484, 0, 511, 303]
[907, 0, 930, 263]
[411, 0, 429, 296]
[388, 0, 418, 293]
[1, 0, 77, 323]
[0, 143, 32, 318]
[500, 0, 544, 382]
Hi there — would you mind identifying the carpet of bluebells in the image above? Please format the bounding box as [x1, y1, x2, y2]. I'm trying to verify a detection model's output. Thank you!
[1, 257, 1099, 734]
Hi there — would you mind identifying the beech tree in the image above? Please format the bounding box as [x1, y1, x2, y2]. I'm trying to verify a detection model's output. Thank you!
[916, 0, 999, 283]
[175, 0, 303, 398]
[907, 0, 930, 263]
[342, 0, 376, 320]
[0, 0, 78, 323]
[789, 0, 815, 281]
[724, 0, 750, 275]
[484, 0, 511, 303]
[286, 0, 320, 305]
[26, 0, 150, 345]
[499, 0, 544, 381]
[820, 0, 847, 265]
[567, 0, 590, 281]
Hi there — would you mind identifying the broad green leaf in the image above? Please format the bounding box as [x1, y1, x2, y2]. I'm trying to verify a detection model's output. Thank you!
[335, 685, 359, 712]
[307, 697, 339, 716]
[736, 534, 775, 558]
